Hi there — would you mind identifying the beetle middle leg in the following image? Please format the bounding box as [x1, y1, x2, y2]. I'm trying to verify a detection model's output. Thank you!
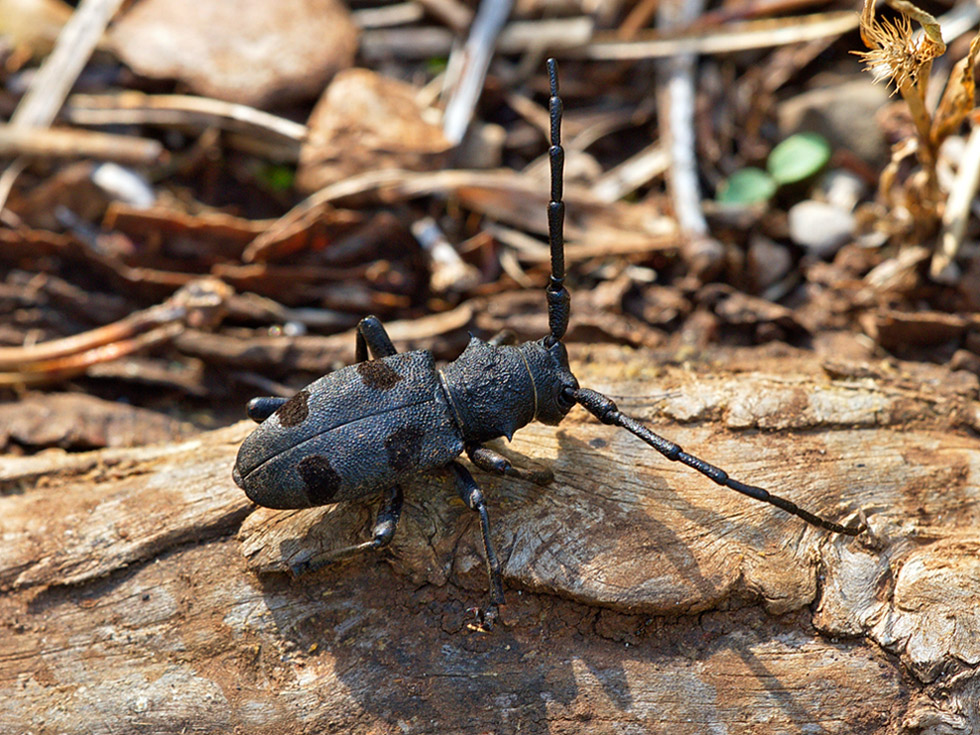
[355, 315, 397, 362]
[466, 444, 553, 485]
[290, 484, 405, 576]
[447, 460, 505, 630]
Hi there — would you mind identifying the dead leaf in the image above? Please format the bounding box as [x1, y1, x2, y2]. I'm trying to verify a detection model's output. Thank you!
[296, 68, 451, 193]
[931, 32, 980, 145]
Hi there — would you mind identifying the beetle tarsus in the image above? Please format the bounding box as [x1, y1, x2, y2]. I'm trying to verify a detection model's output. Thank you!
[480, 603, 499, 631]
[289, 540, 375, 576]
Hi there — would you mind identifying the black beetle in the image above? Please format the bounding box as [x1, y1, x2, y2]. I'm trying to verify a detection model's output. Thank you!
[234, 60, 864, 629]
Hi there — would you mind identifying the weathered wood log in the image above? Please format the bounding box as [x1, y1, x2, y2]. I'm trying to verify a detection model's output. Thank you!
[2, 344, 978, 733]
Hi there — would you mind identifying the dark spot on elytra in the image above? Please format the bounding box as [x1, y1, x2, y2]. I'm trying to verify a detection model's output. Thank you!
[589, 437, 607, 449]
[276, 389, 310, 427]
[357, 360, 403, 390]
[384, 425, 425, 472]
[298, 454, 342, 504]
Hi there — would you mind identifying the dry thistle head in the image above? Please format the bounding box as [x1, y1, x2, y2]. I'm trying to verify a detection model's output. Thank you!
[856, 13, 923, 91]
[855, 0, 945, 93]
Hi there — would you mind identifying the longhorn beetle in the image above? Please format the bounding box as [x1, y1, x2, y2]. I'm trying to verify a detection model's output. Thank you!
[233, 59, 864, 630]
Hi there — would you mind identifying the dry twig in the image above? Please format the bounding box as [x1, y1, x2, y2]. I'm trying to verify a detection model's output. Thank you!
[0, 278, 231, 386]
[0, 0, 125, 210]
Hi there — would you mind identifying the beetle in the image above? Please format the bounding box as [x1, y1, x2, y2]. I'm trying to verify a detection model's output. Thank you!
[233, 59, 864, 629]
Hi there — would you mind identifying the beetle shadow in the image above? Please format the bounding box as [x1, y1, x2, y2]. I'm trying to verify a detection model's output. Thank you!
[246, 439, 648, 727]
[251, 553, 853, 731]
[727, 630, 835, 734]
[492, 428, 735, 611]
[252, 548, 584, 732]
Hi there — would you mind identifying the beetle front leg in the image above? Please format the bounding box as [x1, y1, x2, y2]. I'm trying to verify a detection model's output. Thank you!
[466, 444, 553, 486]
[290, 484, 405, 576]
[447, 461, 505, 630]
[355, 315, 397, 362]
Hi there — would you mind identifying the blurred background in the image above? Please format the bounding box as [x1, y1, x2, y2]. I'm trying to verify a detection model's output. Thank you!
[1, 0, 979, 451]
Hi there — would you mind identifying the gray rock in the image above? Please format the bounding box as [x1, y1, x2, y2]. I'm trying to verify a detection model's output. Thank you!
[747, 233, 793, 290]
[787, 200, 856, 258]
[819, 169, 867, 211]
[110, 0, 358, 109]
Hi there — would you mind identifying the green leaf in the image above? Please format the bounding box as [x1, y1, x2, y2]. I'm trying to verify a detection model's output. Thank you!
[256, 164, 295, 192]
[767, 132, 831, 185]
[426, 57, 449, 75]
[717, 167, 777, 204]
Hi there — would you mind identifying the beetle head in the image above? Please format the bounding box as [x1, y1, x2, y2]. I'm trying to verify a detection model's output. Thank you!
[517, 337, 579, 425]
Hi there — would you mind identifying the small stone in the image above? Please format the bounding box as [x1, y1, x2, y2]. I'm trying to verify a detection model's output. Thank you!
[91, 163, 155, 209]
[950, 350, 980, 375]
[110, 0, 358, 108]
[747, 233, 793, 291]
[787, 200, 855, 258]
[819, 169, 867, 211]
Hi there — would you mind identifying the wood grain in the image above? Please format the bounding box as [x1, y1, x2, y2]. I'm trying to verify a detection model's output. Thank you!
[2, 344, 977, 733]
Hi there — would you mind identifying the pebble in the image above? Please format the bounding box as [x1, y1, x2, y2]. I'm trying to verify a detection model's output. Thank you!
[747, 233, 793, 291]
[110, 0, 358, 108]
[787, 200, 856, 258]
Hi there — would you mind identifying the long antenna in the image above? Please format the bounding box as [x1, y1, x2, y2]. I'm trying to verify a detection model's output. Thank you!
[545, 58, 570, 346]
[573, 387, 864, 535]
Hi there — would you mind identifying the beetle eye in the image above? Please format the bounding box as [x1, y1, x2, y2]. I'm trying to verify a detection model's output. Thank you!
[558, 385, 576, 411]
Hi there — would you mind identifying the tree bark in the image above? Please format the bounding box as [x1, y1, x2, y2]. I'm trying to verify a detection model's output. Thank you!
[2, 344, 978, 734]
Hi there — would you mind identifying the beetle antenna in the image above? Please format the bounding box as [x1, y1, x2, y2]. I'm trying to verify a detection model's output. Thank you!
[571, 387, 865, 535]
[545, 58, 570, 346]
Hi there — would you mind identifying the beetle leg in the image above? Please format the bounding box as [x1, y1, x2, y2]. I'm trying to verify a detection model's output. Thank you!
[290, 484, 405, 576]
[466, 444, 553, 486]
[246, 396, 288, 423]
[368, 483, 404, 549]
[448, 461, 505, 630]
[355, 315, 397, 362]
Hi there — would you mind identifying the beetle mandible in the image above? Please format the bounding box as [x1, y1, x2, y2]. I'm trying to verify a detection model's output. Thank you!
[233, 59, 865, 629]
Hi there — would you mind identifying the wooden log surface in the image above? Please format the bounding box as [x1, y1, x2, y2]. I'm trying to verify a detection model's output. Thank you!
[2, 343, 979, 734]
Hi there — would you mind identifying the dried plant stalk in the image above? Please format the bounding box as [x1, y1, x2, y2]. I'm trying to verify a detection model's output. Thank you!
[856, 0, 944, 196]
[856, 0, 980, 257]
[931, 33, 980, 145]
